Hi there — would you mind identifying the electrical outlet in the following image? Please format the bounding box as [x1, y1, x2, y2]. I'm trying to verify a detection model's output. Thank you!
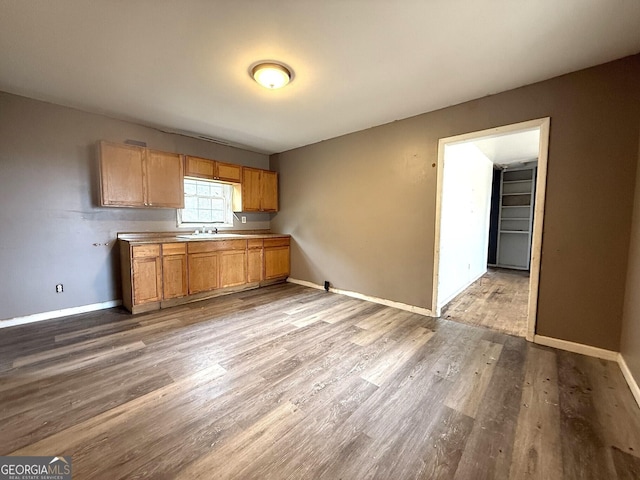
[241, 216, 247, 224]
[55, 284, 63, 293]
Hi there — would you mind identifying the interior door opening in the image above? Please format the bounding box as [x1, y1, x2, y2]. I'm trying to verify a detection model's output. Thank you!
[432, 118, 550, 341]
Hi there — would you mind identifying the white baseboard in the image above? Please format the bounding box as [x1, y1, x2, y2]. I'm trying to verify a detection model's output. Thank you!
[529, 335, 640, 409]
[533, 334, 619, 361]
[287, 278, 434, 317]
[0, 300, 122, 329]
[618, 353, 640, 409]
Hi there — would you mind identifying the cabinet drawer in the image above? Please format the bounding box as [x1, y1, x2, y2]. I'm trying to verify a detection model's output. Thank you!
[247, 238, 264, 249]
[188, 239, 247, 253]
[188, 241, 217, 254]
[217, 239, 248, 251]
[263, 237, 290, 248]
[132, 244, 161, 258]
[162, 243, 186, 255]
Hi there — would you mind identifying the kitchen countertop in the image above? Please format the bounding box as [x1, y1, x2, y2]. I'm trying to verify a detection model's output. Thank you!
[118, 231, 290, 244]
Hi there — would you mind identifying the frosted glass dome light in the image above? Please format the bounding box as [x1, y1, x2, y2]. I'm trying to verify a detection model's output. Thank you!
[251, 62, 292, 89]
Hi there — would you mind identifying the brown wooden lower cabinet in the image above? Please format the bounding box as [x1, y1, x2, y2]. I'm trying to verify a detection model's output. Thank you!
[130, 244, 162, 307]
[264, 237, 291, 280]
[264, 247, 290, 279]
[120, 235, 290, 313]
[188, 252, 219, 294]
[247, 239, 264, 283]
[132, 256, 162, 304]
[162, 243, 187, 299]
[220, 250, 247, 288]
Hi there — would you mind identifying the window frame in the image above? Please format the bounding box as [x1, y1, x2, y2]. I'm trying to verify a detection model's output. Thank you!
[177, 177, 235, 229]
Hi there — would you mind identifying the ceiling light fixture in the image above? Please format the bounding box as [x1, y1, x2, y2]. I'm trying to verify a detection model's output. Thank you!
[251, 62, 292, 89]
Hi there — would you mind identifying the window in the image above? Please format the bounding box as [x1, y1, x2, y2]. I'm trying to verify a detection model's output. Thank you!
[177, 178, 234, 227]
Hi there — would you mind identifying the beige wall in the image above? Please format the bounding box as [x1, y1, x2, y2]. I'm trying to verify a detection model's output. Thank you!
[271, 54, 640, 351]
[0, 92, 270, 320]
[621, 124, 640, 389]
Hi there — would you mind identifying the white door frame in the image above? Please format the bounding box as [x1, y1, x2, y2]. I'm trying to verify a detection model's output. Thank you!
[431, 117, 551, 342]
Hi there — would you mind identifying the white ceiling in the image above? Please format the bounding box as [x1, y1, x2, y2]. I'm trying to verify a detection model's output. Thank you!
[473, 129, 541, 166]
[1, 1, 639, 154]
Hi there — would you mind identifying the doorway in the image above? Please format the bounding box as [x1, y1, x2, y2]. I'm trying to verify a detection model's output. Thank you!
[432, 118, 550, 341]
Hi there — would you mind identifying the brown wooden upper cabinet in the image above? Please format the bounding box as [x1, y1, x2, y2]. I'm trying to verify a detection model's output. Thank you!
[242, 167, 278, 212]
[99, 141, 184, 208]
[184, 155, 242, 183]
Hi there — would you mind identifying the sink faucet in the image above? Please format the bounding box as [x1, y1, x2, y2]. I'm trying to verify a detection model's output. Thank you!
[197, 226, 218, 234]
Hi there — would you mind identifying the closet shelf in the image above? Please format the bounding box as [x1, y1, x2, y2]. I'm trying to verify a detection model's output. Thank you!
[495, 165, 536, 271]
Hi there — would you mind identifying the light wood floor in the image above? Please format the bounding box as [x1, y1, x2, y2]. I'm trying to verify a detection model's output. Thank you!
[2, 283, 640, 479]
[442, 268, 530, 337]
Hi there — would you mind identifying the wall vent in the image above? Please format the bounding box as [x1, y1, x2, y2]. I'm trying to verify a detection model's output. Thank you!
[197, 135, 231, 146]
[124, 139, 147, 147]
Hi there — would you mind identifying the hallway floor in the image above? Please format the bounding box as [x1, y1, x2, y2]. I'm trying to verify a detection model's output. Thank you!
[441, 267, 529, 337]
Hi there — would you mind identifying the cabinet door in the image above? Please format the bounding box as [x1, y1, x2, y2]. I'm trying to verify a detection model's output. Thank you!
[261, 170, 278, 212]
[216, 162, 242, 183]
[188, 252, 219, 294]
[146, 150, 184, 208]
[220, 250, 247, 288]
[247, 248, 263, 283]
[163, 254, 187, 299]
[99, 141, 145, 206]
[185, 156, 214, 179]
[242, 167, 262, 211]
[264, 246, 290, 280]
[132, 256, 162, 305]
